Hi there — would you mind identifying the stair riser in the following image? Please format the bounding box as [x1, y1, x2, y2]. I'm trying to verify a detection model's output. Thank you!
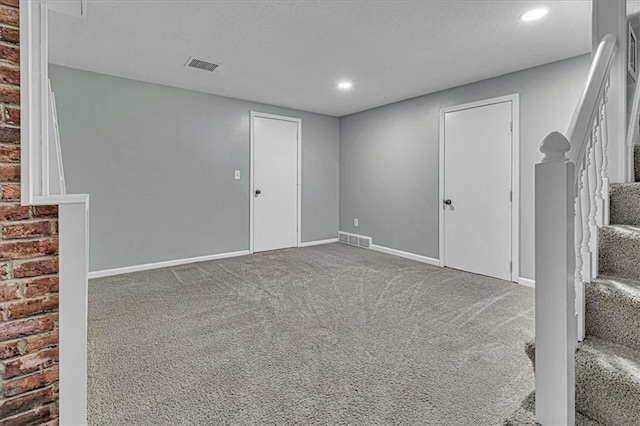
[586, 283, 640, 352]
[610, 184, 640, 226]
[599, 227, 640, 281]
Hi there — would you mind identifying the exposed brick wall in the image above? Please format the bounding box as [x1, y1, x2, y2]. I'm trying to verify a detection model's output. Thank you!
[0, 1, 61, 425]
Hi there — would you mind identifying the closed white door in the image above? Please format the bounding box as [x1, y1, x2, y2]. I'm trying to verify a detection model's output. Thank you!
[252, 115, 299, 253]
[443, 100, 513, 281]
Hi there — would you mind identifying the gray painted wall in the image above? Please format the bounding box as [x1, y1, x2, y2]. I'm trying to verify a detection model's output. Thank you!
[339, 55, 591, 280]
[49, 65, 339, 272]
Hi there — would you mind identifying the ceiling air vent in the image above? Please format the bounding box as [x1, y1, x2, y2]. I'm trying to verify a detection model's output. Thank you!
[184, 57, 219, 72]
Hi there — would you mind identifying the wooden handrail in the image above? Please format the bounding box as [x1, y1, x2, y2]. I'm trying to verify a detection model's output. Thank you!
[566, 33, 617, 186]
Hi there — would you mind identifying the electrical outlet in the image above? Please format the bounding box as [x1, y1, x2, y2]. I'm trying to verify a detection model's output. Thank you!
[234, 170, 241, 180]
[354, 218, 359, 227]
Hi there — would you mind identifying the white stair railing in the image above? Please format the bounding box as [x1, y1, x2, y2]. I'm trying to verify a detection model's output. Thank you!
[535, 33, 617, 425]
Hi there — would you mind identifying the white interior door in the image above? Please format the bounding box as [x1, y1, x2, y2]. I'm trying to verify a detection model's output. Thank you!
[443, 100, 513, 281]
[252, 115, 299, 253]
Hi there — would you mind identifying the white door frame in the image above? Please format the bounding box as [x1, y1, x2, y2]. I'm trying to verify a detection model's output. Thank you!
[249, 111, 302, 254]
[438, 94, 520, 282]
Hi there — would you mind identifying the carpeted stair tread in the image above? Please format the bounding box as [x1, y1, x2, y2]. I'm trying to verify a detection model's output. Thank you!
[523, 338, 640, 425]
[503, 392, 601, 425]
[524, 339, 535, 368]
[610, 183, 640, 225]
[586, 275, 640, 351]
[575, 337, 640, 425]
[599, 225, 640, 281]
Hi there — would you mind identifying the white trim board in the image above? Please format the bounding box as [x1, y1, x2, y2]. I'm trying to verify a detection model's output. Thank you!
[338, 231, 440, 266]
[89, 239, 339, 279]
[88, 250, 250, 279]
[517, 277, 535, 288]
[439, 93, 520, 283]
[370, 244, 440, 266]
[249, 111, 302, 254]
[299, 238, 339, 247]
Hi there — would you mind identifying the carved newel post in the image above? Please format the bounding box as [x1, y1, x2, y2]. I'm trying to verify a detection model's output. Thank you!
[535, 132, 577, 426]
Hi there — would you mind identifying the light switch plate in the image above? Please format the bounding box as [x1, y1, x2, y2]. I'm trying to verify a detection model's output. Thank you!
[234, 170, 241, 180]
[354, 218, 359, 227]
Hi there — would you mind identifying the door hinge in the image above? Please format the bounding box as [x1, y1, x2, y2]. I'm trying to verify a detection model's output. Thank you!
[510, 261, 513, 273]
[510, 121, 513, 132]
[510, 191, 513, 202]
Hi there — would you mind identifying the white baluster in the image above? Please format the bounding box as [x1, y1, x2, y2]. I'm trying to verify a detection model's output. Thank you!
[575, 178, 584, 286]
[575, 163, 585, 342]
[595, 99, 605, 227]
[600, 90, 611, 226]
[588, 128, 599, 279]
[581, 149, 592, 285]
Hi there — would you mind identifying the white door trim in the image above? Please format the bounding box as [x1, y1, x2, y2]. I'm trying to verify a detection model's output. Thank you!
[438, 94, 520, 282]
[249, 111, 302, 254]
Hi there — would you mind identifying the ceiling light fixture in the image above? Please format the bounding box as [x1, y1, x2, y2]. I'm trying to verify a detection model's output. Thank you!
[338, 81, 353, 90]
[520, 8, 548, 21]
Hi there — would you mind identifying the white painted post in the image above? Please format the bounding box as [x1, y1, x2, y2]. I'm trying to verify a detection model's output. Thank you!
[536, 132, 576, 426]
[58, 197, 89, 426]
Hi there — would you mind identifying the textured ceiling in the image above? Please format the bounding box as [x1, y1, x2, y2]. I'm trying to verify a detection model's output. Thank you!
[49, 0, 591, 117]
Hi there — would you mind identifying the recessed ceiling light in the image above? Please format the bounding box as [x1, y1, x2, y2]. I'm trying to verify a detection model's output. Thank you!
[520, 8, 548, 21]
[338, 81, 353, 90]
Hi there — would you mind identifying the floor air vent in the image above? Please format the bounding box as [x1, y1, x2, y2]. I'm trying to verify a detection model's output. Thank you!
[184, 57, 219, 72]
[358, 237, 371, 249]
[338, 232, 372, 249]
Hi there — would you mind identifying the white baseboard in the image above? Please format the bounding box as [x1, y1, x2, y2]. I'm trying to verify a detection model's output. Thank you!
[370, 244, 440, 266]
[517, 277, 535, 288]
[88, 250, 251, 279]
[299, 238, 339, 247]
